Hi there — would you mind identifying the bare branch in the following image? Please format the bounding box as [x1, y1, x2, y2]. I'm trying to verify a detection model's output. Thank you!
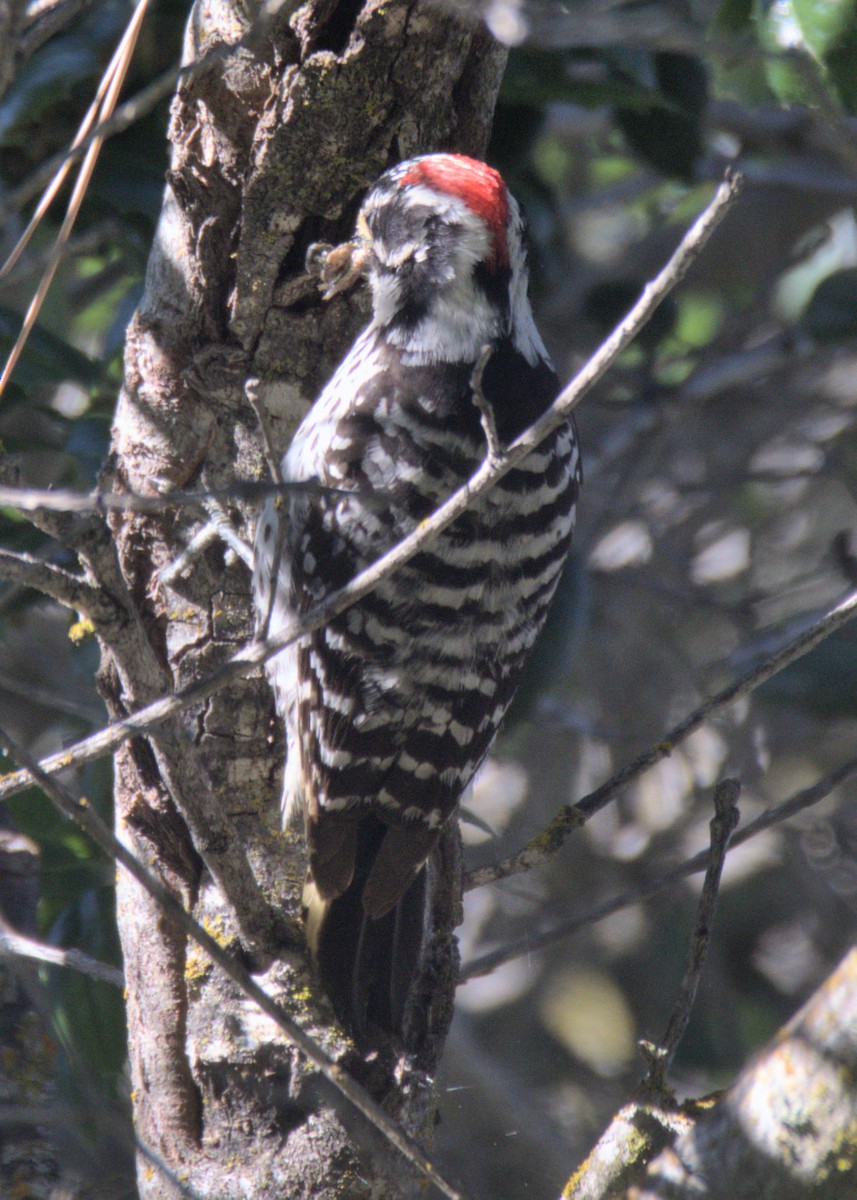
[640, 779, 741, 1094]
[0, 171, 745, 804]
[0, 547, 101, 612]
[466, 585, 857, 892]
[0, 917, 124, 988]
[134, 1136, 204, 1200]
[0, 506, 280, 962]
[19, 0, 97, 62]
[559, 1097, 696, 1200]
[0, 723, 466, 1200]
[460, 755, 857, 982]
[0, 479, 359, 515]
[156, 499, 254, 585]
[0, 0, 152, 400]
[3, 517, 282, 970]
[0, 666, 102, 724]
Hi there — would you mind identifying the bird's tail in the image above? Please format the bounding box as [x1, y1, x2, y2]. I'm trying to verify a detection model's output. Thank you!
[304, 818, 431, 1043]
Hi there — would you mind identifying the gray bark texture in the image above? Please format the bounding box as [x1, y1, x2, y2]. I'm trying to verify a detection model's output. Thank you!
[102, 2, 506, 1197]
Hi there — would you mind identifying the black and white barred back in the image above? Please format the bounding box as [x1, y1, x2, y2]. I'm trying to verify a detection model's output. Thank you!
[253, 155, 581, 1038]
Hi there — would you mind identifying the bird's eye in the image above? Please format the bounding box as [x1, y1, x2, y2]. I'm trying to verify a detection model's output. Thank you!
[423, 213, 448, 240]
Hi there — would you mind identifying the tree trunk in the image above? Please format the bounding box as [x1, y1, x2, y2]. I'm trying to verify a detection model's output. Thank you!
[103, 2, 506, 1196]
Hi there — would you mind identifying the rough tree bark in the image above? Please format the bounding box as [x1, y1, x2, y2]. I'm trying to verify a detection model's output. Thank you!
[100, 2, 506, 1196]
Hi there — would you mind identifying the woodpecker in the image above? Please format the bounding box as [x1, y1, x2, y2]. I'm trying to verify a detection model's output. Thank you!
[253, 154, 582, 1040]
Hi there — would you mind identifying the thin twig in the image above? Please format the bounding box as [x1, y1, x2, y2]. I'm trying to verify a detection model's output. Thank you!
[19, 0, 97, 62]
[631, 948, 857, 1200]
[156, 499, 254, 586]
[639, 779, 741, 1093]
[0, 723, 465, 1200]
[204, 497, 255, 569]
[0, 917, 124, 988]
[0, 478, 356, 515]
[134, 1135, 204, 1200]
[1, 3, 145, 283]
[0, 171, 745, 804]
[0, 0, 152, 400]
[0, 222, 123, 292]
[1, 63, 180, 223]
[460, 756, 857, 981]
[155, 520, 223, 587]
[0, 667, 102, 724]
[465, 584, 857, 892]
[0, 547, 101, 612]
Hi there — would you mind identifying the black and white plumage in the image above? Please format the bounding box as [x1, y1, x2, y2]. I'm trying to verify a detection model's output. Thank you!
[253, 154, 581, 1038]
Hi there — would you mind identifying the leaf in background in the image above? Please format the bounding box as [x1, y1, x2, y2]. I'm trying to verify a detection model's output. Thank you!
[501, 48, 696, 112]
[717, 0, 754, 32]
[792, 0, 857, 111]
[0, 35, 102, 151]
[49, 958, 127, 1082]
[615, 52, 708, 181]
[713, 0, 778, 103]
[792, 0, 855, 51]
[1, 751, 113, 929]
[582, 279, 680, 352]
[0, 305, 102, 389]
[758, 0, 857, 111]
[802, 268, 857, 340]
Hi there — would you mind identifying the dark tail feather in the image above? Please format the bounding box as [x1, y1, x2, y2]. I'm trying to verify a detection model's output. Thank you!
[305, 819, 429, 1043]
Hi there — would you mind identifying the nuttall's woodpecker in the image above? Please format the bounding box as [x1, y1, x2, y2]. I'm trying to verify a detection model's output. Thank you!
[253, 154, 581, 1040]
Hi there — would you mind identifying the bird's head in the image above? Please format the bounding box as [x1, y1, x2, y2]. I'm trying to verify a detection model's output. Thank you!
[350, 153, 546, 366]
